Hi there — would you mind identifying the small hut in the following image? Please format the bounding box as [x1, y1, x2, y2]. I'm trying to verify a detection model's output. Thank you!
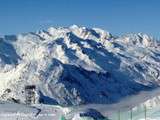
[25, 85, 36, 105]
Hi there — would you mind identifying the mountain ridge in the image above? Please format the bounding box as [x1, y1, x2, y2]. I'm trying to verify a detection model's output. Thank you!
[0, 25, 159, 106]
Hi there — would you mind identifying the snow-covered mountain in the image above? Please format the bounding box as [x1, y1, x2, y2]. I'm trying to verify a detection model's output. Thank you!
[0, 25, 160, 106]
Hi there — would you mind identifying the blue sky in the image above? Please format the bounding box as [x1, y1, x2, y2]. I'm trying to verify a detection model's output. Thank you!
[0, 0, 160, 38]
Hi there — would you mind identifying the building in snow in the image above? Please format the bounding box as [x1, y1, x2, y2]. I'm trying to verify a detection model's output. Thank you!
[25, 85, 36, 105]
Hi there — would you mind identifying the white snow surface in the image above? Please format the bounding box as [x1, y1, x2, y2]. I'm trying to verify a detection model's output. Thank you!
[0, 25, 160, 107]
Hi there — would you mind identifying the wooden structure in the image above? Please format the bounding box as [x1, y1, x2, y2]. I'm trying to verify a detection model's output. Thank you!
[25, 85, 36, 105]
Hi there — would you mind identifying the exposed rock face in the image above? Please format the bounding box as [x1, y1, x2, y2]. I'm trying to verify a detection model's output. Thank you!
[0, 25, 160, 105]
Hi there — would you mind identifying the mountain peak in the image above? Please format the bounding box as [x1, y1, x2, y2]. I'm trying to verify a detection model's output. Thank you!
[0, 26, 159, 106]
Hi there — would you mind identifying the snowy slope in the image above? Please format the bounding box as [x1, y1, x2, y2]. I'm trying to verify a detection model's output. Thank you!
[0, 101, 66, 120]
[0, 25, 160, 106]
